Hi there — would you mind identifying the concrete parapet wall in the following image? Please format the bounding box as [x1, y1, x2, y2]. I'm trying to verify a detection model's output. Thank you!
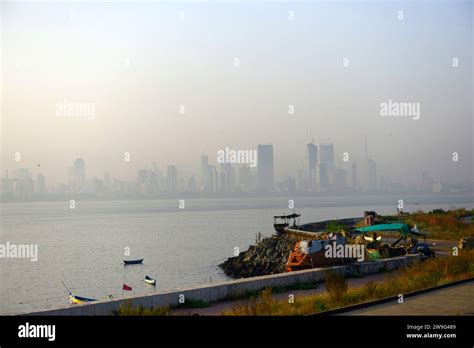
[26, 254, 421, 316]
[284, 228, 322, 240]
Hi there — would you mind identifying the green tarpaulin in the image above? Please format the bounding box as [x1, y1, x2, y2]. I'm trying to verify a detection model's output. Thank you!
[354, 223, 411, 237]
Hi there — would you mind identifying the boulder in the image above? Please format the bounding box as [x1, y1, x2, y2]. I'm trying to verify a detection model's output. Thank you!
[219, 234, 294, 278]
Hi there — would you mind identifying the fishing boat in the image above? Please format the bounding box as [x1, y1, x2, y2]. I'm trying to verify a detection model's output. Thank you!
[61, 281, 97, 305]
[69, 294, 97, 304]
[285, 233, 354, 272]
[124, 259, 143, 265]
[144, 275, 156, 285]
[273, 213, 300, 234]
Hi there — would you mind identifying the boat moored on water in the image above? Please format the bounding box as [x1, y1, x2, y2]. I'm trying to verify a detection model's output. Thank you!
[61, 281, 97, 305]
[69, 294, 97, 304]
[124, 259, 143, 265]
[144, 275, 156, 285]
[273, 213, 300, 234]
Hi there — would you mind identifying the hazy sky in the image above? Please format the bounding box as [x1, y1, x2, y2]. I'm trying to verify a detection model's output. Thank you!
[1, 0, 472, 186]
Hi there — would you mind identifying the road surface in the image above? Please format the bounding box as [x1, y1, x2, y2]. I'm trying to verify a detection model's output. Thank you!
[339, 281, 474, 315]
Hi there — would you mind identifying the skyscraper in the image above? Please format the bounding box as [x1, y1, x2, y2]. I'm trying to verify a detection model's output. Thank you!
[15, 168, 34, 198]
[209, 166, 218, 193]
[166, 165, 178, 193]
[73, 158, 86, 193]
[238, 165, 251, 192]
[257, 144, 274, 192]
[219, 163, 235, 193]
[351, 162, 358, 190]
[316, 162, 329, 190]
[0, 170, 14, 198]
[368, 158, 377, 191]
[319, 143, 335, 184]
[137, 169, 147, 184]
[136, 169, 147, 195]
[146, 169, 159, 195]
[200, 154, 210, 192]
[36, 174, 46, 194]
[334, 168, 346, 190]
[103, 172, 111, 192]
[307, 142, 318, 190]
[219, 170, 227, 192]
[187, 176, 197, 192]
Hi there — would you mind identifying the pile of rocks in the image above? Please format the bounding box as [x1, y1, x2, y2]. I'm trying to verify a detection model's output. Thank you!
[219, 234, 294, 278]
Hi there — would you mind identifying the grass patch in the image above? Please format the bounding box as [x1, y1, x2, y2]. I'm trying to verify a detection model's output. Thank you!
[405, 209, 474, 241]
[326, 221, 347, 233]
[113, 301, 171, 316]
[356, 208, 474, 241]
[113, 297, 209, 315]
[222, 250, 474, 315]
[229, 281, 319, 301]
[377, 209, 474, 240]
[325, 271, 348, 301]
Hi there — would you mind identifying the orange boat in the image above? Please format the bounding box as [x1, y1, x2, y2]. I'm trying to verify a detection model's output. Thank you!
[285, 235, 354, 272]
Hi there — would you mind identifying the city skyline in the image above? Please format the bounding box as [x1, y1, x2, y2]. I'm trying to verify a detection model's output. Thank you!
[1, 1, 472, 192]
[1, 138, 471, 202]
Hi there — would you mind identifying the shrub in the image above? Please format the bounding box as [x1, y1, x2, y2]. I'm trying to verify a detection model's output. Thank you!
[114, 301, 171, 316]
[325, 271, 348, 302]
[363, 281, 378, 298]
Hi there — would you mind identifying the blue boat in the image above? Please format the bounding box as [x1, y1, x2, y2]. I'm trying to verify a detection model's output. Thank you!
[124, 259, 143, 265]
[69, 294, 97, 304]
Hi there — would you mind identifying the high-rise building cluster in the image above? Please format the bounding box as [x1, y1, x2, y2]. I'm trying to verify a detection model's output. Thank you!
[1, 141, 470, 202]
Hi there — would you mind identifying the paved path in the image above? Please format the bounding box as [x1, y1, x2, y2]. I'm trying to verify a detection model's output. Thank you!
[340, 282, 474, 316]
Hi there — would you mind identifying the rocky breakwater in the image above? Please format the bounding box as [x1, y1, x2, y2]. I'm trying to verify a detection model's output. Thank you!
[219, 234, 294, 278]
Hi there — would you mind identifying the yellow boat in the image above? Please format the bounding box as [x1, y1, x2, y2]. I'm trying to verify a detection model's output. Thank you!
[69, 294, 96, 304]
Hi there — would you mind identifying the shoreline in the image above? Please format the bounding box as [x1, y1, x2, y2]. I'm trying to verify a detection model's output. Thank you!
[22, 254, 422, 316]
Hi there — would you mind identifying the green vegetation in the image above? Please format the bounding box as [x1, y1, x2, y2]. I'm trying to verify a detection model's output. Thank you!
[326, 221, 347, 233]
[324, 271, 348, 301]
[222, 250, 474, 315]
[358, 208, 474, 241]
[230, 281, 319, 301]
[113, 301, 171, 316]
[405, 208, 474, 240]
[114, 297, 209, 315]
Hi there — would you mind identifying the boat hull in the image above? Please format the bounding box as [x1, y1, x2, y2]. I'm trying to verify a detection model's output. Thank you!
[144, 278, 156, 285]
[285, 240, 354, 272]
[273, 223, 288, 234]
[285, 250, 350, 272]
[124, 259, 143, 265]
[69, 294, 96, 304]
